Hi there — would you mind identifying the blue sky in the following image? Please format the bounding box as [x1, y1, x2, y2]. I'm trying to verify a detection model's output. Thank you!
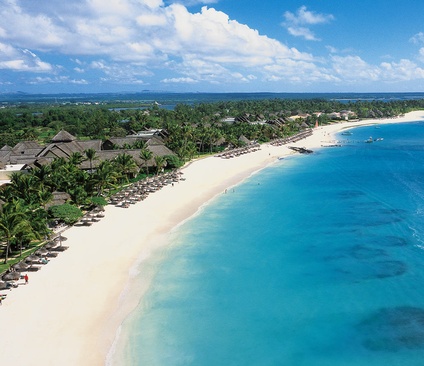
[1, 0, 424, 93]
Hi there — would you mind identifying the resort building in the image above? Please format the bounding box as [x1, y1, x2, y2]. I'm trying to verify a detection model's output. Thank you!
[0, 129, 176, 177]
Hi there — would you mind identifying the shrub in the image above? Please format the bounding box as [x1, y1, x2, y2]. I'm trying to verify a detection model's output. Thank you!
[48, 203, 83, 225]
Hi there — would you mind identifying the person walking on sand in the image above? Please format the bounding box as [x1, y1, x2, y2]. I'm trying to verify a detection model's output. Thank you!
[24, 274, 28, 284]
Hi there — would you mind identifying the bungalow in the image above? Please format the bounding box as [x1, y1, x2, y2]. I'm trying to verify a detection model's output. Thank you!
[0, 129, 177, 174]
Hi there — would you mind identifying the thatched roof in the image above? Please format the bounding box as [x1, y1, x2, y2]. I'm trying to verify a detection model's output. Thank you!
[37, 139, 102, 160]
[238, 135, 251, 144]
[102, 136, 146, 150]
[146, 136, 168, 147]
[51, 130, 77, 143]
[13, 141, 42, 152]
[45, 191, 71, 208]
[147, 144, 175, 157]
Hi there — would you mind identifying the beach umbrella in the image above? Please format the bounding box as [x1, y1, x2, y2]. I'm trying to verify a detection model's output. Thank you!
[54, 235, 67, 246]
[36, 248, 49, 256]
[26, 254, 40, 261]
[54, 235, 67, 242]
[80, 217, 92, 226]
[12, 262, 30, 271]
[44, 241, 55, 249]
[2, 272, 20, 281]
[25, 255, 41, 264]
[0, 281, 7, 290]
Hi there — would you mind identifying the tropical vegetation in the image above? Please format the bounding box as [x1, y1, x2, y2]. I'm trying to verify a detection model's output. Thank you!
[0, 96, 423, 271]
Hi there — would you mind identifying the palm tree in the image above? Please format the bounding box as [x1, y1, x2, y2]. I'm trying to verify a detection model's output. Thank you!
[37, 187, 53, 210]
[68, 152, 84, 166]
[113, 153, 138, 182]
[92, 160, 119, 196]
[7, 172, 40, 205]
[139, 148, 153, 175]
[32, 164, 53, 188]
[27, 208, 50, 245]
[0, 200, 32, 264]
[154, 155, 167, 175]
[84, 148, 98, 173]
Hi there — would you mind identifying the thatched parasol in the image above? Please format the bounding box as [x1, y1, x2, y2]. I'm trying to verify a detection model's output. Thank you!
[50, 245, 68, 252]
[27, 254, 40, 261]
[44, 241, 55, 249]
[2, 272, 20, 281]
[0, 281, 7, 290]
[54, 235, 67, 246]
[36, 248, 49, 256]
[12, 262, 30, 271]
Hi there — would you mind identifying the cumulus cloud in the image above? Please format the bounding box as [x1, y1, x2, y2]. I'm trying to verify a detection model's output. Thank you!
[168, 0, 218, 5]
[27, 76, 89, 85]
[326, 55, 424, 86]
[0, 0, 316, 87]
[410, 32, 424, 44]
[330, 55, 381, 82]
[0, 43, 53, 72]
[161, 77, 198, 83]
[283, 6, 334, 41]
[380, 59, 424, 81]
[419, 48, 424, 63]
[0, 0, 423, 89]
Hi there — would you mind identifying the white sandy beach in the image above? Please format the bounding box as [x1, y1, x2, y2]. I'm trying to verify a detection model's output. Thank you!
[0, 111, 423, 366]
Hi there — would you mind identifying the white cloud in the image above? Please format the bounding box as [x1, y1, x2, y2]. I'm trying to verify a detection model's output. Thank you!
[283, 6, 334, 41]
[168, 0, 218, 5]
[27, 76, 89, 85]
[0, 1, 317, 86]
[285, 5, 334, 25]
[331, 55, 381, 82]
[419, 48, 424, 63]
[89, 59, 152, 84]
[328, 55, 424, 85]
[0, 1, 423, 89]
[136, 13, 167, 26]
[263, 58, 339, 84]
[410, 32, 424, 44]
[161, 77, 198, 83]
[0, 43, 53, 72]
[0, 1, 69, 50]
[380, 59, 424, 81]
[326, 45, 338, 54]
[287, 26, 317, 41]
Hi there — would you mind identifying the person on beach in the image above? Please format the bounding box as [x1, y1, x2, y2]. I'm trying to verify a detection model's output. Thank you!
[24, 274, 28, 284]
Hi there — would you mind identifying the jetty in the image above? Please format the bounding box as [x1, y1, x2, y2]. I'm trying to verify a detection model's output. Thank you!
[288, 146, 314, 154]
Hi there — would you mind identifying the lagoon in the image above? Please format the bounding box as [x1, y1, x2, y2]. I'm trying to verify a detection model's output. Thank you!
[113, 121, 424, 366]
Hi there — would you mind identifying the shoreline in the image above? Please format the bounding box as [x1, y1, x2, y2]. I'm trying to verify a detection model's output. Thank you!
[0, 111, 423, 365]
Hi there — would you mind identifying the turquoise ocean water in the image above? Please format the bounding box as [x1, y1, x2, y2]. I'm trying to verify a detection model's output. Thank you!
[112, 120, 424, 366]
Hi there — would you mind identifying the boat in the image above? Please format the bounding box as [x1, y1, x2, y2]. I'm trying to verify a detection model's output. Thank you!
[341, 131, 353, 136]
[365, 137, 373, 143]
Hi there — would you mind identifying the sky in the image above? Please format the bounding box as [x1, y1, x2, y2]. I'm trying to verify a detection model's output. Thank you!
[1, 0, 424, 94]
